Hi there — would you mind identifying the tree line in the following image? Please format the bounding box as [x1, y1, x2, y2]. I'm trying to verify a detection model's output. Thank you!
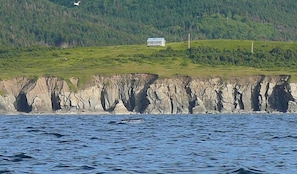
[1, 0, 296, 47]
[148, 46, 297, 69]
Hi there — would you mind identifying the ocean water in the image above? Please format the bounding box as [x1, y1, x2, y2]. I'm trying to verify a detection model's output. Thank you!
[0, 114, 297, 174]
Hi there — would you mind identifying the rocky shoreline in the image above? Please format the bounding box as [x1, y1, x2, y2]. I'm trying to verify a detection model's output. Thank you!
[0, 74, 296, 115]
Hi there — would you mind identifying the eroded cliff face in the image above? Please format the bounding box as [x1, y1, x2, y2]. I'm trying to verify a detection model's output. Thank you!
[0, 74, 295, 114]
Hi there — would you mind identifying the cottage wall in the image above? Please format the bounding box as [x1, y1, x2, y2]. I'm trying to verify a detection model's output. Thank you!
[147, 38, 166, 46]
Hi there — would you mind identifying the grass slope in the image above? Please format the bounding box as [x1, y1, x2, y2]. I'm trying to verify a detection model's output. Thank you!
[1, 40, 297, 87]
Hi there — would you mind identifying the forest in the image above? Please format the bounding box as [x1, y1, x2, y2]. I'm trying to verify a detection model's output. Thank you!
[1, 0, 297, 47]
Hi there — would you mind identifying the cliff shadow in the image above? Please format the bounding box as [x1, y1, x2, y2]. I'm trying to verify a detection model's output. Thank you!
[51, 92, 61, 111]
[134, 74, 159, 113]
[15, 92, 32, 113]
[268, 81, 295, 112]
[251, 76, 265, 111]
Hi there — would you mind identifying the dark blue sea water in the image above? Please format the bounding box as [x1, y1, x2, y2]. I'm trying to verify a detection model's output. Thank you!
[0, 114, 297, 174]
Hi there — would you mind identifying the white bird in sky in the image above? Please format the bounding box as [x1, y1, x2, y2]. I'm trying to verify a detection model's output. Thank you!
[73, 1, 81, 6]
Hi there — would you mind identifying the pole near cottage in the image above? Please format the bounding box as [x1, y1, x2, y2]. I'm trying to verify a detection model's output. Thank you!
[188, 33, 191, 49]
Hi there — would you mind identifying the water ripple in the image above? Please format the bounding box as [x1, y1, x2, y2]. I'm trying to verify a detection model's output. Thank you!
[0, 114, 297, 173]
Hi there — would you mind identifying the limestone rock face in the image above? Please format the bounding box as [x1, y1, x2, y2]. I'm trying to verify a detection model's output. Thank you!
[145, 77, 191, 114]
[0, 77, 30, 114]
[0, 74, 295, 114]
[288, 83, 297, 113]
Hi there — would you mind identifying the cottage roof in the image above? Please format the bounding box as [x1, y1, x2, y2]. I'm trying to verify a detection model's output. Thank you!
[147, 38, 165, 42]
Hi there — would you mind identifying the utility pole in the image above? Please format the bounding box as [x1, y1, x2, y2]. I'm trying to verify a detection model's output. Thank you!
[188, 33, 191, 49]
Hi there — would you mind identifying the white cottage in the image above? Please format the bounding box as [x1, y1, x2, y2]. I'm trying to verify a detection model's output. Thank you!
[147, 38, 166, 47]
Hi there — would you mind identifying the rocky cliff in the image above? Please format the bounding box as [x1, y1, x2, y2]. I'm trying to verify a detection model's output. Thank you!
[0, 74, 296, 114]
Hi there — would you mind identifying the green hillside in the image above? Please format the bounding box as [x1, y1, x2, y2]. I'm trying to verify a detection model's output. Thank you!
[1, 40, 297, 87]
[1, 0, 296, 47]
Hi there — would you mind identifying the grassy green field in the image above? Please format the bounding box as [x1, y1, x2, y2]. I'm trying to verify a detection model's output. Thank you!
[1, 40, 297, 86]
